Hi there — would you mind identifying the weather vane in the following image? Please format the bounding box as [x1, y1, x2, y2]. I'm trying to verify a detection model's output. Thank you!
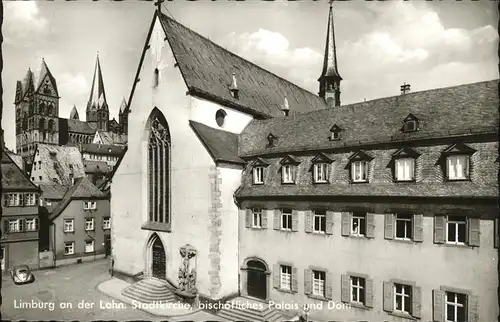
[155, 0, 165, 14]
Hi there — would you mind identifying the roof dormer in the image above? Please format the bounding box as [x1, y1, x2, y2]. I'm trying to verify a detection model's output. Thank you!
[329, 124, 343, 141]
[266, 133, 278, 148]
[402, 113, 419, 133]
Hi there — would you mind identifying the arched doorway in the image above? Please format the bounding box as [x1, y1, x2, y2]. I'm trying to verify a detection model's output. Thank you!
[246, 260, 267, 300]
[151, 238, 166, 279]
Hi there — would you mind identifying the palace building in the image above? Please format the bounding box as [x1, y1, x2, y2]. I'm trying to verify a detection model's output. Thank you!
[110, 4, 498, 321]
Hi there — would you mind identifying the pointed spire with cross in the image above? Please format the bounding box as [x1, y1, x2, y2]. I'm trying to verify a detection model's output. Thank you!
[155, 0, 165, 15]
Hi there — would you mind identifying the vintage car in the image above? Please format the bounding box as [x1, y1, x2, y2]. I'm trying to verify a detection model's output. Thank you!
[10, 265, 35, 285]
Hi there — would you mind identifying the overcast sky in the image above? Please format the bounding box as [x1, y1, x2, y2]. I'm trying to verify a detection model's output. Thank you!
[3, 0, 498, 150]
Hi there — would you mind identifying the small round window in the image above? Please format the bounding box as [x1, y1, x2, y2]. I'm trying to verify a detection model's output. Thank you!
[215, 109, 227, 127]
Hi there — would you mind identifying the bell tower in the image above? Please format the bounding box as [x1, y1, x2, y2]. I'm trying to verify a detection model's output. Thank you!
[318, 1, 342, 107]
[86, 53, 110, 131]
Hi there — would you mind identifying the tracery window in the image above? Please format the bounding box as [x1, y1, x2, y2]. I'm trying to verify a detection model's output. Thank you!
[148, 112, 170, 224]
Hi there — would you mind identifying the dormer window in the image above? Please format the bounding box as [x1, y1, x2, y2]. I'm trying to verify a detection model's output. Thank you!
[267, 133, 278, 148]
[251, 158, 269, 185]
[392, 147, 420, 182]
[442, 143, 475, 181]
[280, 155, 300, 184]
[329, 124, 343, 141]
[311, 153, 333, 184]
[348, 151, 373, 183]
[402, 114, 419, 133]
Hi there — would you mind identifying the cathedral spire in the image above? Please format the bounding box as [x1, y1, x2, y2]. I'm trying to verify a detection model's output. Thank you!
[70, 105, 80, 120]
[87, 53, 109, 112]
[318, 1, 342, 107]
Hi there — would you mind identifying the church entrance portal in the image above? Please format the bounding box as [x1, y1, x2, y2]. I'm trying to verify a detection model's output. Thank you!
[246, 260, 267, 300]
[151, 238, 166, 279]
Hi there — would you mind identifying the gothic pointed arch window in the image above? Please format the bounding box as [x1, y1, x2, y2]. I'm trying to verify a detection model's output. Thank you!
[48, 119, 54, 132]
[39, 103, 45, 115]
[39, 118, 45, 130]
[146, 108, 171, 229]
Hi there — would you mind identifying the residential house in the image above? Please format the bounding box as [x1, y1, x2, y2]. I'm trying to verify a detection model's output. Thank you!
[30, 144, 86, 185]
[80, 143, 125, 168]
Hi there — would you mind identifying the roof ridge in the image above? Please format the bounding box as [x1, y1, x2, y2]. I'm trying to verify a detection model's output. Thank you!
[159, 12, 326, 104]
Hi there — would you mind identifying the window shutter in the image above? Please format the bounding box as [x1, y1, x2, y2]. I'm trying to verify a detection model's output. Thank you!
[19, 194, 25, 206]
[365, 278, 374, 308]
[384, 214, 394, 240]
[273, 210, 280, 230]
[291, 210, 299, 232]
[261, 210, 268, 229]
[35, 194, 39, 206]
[273, 264, 280, 289]
[304, 269, 312, 295]
[434, 216, 446, 244]
[291, 267, 298, 292]
[365, 213, 375, 238]
[468, 217, 480, 247]
[412, 285, 421, 318]
[325, 211, 334, 235]
[34, 218, 39, 231]
[340, 274, 349, 303]
[495, 218, 499, 249]
[432, 289, 445, 322]
[245, 209, 251, 228]
[341, 212, 350, 236]
[3, 220, 9, 234]
[325, 272, 333, 299]
[413, 214, 424, 242]
[292, 165, 297, 182]
[304, 211, 312, 233]
[19, 219, 24, 232]
[447, 157, 455, 179]
[467, 294, 479, 322]
[2, 195, 7, 207]
[382, 281, 393, 312]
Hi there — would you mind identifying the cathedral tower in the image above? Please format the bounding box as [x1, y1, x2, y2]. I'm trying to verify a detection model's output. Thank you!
[86, 54, 109, 131]
[118, 97, 129, 134]
[318, 2, 342, 107]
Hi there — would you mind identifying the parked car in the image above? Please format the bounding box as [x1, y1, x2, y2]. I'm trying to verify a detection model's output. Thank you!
[10, 265, 35, 285]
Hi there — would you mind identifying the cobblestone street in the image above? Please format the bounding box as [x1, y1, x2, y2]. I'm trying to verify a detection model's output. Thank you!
[1, 259, 220, 321]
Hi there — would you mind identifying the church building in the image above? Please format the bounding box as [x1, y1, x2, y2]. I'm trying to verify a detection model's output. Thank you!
[110, 4, 498, 322]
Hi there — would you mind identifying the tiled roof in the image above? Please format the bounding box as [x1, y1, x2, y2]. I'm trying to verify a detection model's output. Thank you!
[49, 177, 108, 220]
[97, 131, 127, 145]
[83, 160, 111, 173]
[35, 144, 86, 185]
[39, 183, 69, 200]
[236, 183, 498, 199]
[1, 149, 38, 191]
[189, 121, 245, 165]
[81, 143, 126, 156]
[7, 152, 24, 170]
[239, 80, 499, 156]
[66, 119, 97, 134]
[157, 12, 326, 118]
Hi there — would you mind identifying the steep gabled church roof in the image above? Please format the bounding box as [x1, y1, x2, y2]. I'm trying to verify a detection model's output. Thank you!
[87, 54, 109, 112]
[36, 59, 59, 96]
[127, 11, 327, 118]
[238, 79, 499, 156]
[70, 105, 80, 120]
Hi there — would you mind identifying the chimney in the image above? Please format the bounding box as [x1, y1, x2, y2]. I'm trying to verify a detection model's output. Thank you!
[400, 82, 411, 95]
[282, 97, 290, 116]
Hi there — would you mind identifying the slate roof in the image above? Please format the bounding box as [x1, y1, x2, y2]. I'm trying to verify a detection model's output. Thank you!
[35, 144, 86, 185]
[49, 177, 108, 220]
[36, 59, 59, 95]
[7, 152, 24, 170]
[239, 80, 499, 156]
[156, 12, 327, 118]
[189, 121, 245, 165]
[83, 160, 111, 173]
[66, 119, 98, 134]
[81, 143, 126, 156]
[236, 183, 498, 199]
[97, 131, 127, 145]
[70, 105, 80, 120]
[39, 183, 69, 200]
[1, 148, 39, 191]
[87, 55, 109, 112]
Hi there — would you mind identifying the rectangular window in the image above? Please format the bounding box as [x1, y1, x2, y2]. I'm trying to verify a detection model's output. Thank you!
[350, 276, 366, 304]
[447, 155, 469, 180]
[445, 291, 466, 322]
[85, 218, 95, 231]
[8, 219, 21, 232]
[25, 193, 36, 206]
[394, 283, 412, 314]
[446, 216, 467, 244]
[25, 218, 38, 231]
[351, 212, 366, 236]
[83, 202, 89, 210]
[313, 163, 328, 183]
[312, 270, 326, 297]
[352, 161, 368, 182]
[64, 242, 74, 255]
[64, 219, 74, 232]
[395, 158, 415, 181]
[282, 165, 294, 183]
[253, 167, 264, 184]
[91, 201, 97, 210]
[313, 210, 326, 233]
[280, 265, 292, 290]
[103, 217, 111, 230]
[395, 214, 413, 240]
[8, 194, 20, 207]
[281, 209, 292, 230]
[252, 208, 262, 228]
[85, 240, 94, 253]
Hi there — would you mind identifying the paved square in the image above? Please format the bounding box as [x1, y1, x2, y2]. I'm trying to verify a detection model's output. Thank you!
[2, 259, 222, 321]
